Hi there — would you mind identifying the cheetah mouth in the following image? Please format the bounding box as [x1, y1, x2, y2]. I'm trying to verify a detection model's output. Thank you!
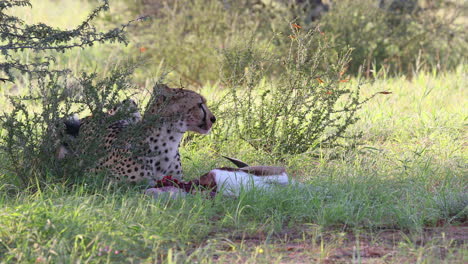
[197, 122, 212, 133]
[186, 120, 212, 134]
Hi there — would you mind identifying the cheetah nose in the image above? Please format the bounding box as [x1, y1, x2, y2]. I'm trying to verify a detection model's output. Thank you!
[210, 116, 216, 124]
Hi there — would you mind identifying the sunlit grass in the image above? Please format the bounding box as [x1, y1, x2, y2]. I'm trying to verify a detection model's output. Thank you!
[7, 0, 94, 27]
[0, 0, 467, 263]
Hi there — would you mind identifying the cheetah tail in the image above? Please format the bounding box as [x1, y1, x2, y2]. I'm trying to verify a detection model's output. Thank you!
[63, 114, 81, 138]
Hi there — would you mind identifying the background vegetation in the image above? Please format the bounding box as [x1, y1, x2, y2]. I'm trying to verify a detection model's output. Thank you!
[0, 0, 466, 263]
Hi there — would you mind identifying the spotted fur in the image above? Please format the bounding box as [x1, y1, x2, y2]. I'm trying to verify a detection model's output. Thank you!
[63, 84, 215, 184]
[56, 99, 141, 159]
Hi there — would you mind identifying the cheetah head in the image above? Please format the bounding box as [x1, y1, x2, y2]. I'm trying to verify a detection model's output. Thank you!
[144, 84, 216, 134]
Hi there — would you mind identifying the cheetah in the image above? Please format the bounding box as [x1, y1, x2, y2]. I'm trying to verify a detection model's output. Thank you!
[56, 99, 141, 159]
[62, 84, 216, 183]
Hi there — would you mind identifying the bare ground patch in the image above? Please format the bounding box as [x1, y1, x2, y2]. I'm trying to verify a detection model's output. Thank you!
[194, 224, 467, 263]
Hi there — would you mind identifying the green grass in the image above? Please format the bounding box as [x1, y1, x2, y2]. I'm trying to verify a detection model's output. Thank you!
[1, 0, 467, 263]
[1, 70, 466, 262]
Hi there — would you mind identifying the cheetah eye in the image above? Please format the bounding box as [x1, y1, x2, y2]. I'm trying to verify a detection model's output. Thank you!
[198, 103, 203, 108]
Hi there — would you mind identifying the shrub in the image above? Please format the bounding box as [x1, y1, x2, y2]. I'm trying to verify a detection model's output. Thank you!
[216, 26, 379, 156]
[0, 65, 140, 187]
[116, 0, 287, 86]
[319, 0, 468, 77]
[120, 0, 466, 83]
[0, 0, 140, 188]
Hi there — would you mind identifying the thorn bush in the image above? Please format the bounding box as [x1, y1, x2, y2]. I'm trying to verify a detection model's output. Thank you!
[0, 0, 141, 188]
[319, 0, 468, 77]
[217, 26, 379, 156]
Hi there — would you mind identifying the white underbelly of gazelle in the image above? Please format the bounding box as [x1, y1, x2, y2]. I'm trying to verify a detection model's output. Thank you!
[212, 169, 289, 197]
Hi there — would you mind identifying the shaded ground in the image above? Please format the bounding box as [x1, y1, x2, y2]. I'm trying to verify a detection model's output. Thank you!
[198, 224, 467, 263]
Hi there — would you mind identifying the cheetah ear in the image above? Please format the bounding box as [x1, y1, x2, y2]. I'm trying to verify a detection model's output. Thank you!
[152, 83, 171, 100]
[222, 155, 249, 168]
[155, 83, 172, 93]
